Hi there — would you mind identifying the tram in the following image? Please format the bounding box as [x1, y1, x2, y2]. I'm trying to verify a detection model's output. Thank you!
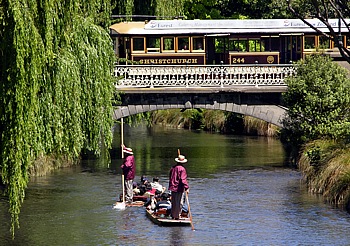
[109, 19, 350, 65]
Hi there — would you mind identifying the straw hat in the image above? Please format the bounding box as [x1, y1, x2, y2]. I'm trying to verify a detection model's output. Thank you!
[175, 154, 187, 163]
[123, 146, 133, 155]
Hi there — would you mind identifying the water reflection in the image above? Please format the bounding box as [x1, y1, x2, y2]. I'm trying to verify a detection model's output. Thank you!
[109, 124, 286, 179]
[169, 227, 185, 246]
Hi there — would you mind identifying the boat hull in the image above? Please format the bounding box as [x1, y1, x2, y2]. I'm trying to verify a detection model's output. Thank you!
[119, 194, 147, 207]
[146, 209, 191, 226]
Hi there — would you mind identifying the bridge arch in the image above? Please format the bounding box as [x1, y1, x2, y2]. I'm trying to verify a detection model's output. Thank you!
[113, 91, 287, 127]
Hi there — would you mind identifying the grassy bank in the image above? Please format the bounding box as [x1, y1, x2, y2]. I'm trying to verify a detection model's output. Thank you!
[299, 140, 350, 209]
[29, 154, 79, 177]
[149, 109, 280, 137]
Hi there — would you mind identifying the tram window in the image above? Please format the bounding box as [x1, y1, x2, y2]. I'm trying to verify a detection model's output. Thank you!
[214, 37, 227, 53]
[319, 36, 331, 49]
[335, 35, 344, 48]
[261, 37, 270, 51]
[249, 39, 265, 52]
[260, 40, 266, 51]
[304, 36, 316, 49]
[163, 37, 175, 52]
[193, 37, 204, 51]
[249, 39, 257, 52]
[233, 40, 248, 52]
[268, 37, 279, 51]
[229, 39, 234, 51]
[147, 37, 161, 53]
[296, 36, 302, 52]
[347, 35, 350, 48]
[132, 37, 145, 52]
[178, 37, 190, 52]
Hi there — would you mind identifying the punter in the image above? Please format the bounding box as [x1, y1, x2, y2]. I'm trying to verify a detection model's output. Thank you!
[121, 144, 135, 204]
[168, 154, 189, 220]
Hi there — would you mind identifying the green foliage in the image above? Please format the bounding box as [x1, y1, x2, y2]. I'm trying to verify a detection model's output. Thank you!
[264, 0, 292, 18]
[113, 0, 184, 19]
[123, 112, 153, 126]
[282, 54, 350, 147]
[113, 0, 155, 18]
[182, 109, 204, 130]
[299, 140, 350, 206]
[288, 0, 350, 19]
[183, 0, 223, 19]
[112, 0, 291, 20]
[148, 109, 274, 135]
[155, 0, 184, 18]
[202, 109, 225, 132]
[183, 0, 291, 19]
[0, 0, 116, 237]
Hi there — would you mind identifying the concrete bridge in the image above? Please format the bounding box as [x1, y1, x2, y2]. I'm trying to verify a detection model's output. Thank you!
[113, 64, 295, 127]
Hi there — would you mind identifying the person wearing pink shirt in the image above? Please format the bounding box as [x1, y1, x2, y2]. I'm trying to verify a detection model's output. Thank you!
[121, 145, 135, 204]
[168, 154, 189, 219]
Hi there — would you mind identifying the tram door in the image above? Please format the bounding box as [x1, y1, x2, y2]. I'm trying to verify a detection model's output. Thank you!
[206, 35, 229, 64]
[280, 34, 303, 63]
[113, 36, 129, 64]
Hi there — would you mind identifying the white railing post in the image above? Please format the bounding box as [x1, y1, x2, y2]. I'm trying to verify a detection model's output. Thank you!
[255, 61, 259, 88]
[220, 61, 224, 88]
[186, 62, 189, 88]
[150, 63, 154, 88]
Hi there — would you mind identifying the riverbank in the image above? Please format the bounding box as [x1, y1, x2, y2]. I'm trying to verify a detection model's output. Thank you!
[149, 109, 280, 137]
[298, 139, 350, 210]
[29, 154, 79, 177]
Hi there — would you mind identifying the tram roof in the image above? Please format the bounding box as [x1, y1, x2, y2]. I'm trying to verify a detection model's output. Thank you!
[110, 19, 350, 35]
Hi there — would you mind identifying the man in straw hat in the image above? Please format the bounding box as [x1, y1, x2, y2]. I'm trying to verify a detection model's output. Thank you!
[121, 144, 135, 204]
[168, 154, 189, 219]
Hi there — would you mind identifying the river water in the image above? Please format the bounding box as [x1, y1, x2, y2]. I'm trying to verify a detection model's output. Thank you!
[1, 124, 350, 245]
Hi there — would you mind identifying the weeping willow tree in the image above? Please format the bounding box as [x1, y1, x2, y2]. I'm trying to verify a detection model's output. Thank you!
[113, 0, 184, 19]
[0, 0, 117, 237]
[154, 0, 184, 17]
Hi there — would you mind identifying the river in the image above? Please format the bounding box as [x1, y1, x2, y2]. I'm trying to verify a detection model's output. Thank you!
[1, 124, 350, 245]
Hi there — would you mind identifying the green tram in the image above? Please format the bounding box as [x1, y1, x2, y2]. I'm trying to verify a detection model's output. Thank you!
[109, 19, 350, 65]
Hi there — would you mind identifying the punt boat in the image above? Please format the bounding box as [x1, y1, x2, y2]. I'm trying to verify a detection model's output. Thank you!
[146, 209, 192, 226]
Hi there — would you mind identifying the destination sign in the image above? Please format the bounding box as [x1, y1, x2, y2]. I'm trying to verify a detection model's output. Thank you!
[145, 19, 348, 30]
[133, 55, 205, 65]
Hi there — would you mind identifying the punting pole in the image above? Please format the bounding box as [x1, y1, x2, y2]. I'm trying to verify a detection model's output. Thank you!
[186, 192, 195, 231]
[121, 117, 125, 202]
[113, 117, 126, 210]
[121, 118, 124, 158]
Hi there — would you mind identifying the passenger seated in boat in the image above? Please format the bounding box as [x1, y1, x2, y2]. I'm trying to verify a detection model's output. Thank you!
[181, 199, 188, 218]
[155, 192, 172, 216]
[144, 193, 157, 210]
[144, 182, 157, 198]
[134, 175, 150, 195]
[157, 192, 171, 207]
[151, 177, 166, 194]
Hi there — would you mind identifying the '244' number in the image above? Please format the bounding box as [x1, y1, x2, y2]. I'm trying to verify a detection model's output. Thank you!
[232, 58, 245, 64]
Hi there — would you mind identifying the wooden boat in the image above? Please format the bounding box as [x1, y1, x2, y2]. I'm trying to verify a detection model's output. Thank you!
[146, 209, 192, 226]
[119, 194, 148, 207]
[133, 195, 148, 202]
[126, 200, 145, 207]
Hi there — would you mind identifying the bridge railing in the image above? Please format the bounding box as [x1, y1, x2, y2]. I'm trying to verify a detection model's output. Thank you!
[114, 64, 296, 88]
